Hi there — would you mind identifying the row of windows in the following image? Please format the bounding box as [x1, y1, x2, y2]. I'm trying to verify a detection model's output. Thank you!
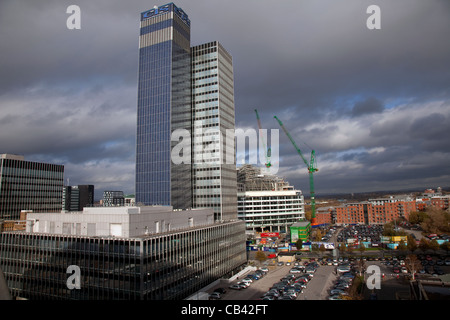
[0, 221, 246, 300]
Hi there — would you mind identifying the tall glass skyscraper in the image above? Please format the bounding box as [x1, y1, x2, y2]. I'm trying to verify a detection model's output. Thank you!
[136, 4, 237, 220]
[136, 3, 192, 209]
[192, 42, 237, 221]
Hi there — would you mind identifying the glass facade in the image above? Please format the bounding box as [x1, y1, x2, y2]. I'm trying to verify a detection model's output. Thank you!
[136, 3, 192, 209]
[102, 191, 125, 207]
[0, 220, 246, 300]
[0, 155, 64, 220]
[191, 42, 238, 221]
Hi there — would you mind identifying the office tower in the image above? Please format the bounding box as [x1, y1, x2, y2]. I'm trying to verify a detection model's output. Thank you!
[136, 4, 238, 221]
[136, 3, 192, 209]
[63, 185, 94, 211]
[191, 41, 238, 221]
[63, 186, 79, 211]
[0, 154, 64, 220]
[102, 190, 125, 207]
[78, 185, 94, 209]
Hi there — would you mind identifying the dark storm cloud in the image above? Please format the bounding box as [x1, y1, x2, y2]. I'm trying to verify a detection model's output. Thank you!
[1, 0, 450, 196]
[351, 97, 384, 117]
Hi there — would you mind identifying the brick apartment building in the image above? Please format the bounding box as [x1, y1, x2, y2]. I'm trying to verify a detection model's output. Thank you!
[335, 200, 417, 225]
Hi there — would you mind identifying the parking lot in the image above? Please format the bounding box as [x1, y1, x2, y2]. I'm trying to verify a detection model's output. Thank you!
[208, 253, 450, 300]
[208, 260, 342, 300]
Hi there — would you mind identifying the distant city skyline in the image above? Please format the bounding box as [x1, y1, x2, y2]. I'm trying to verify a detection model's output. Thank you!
[1, 0, 449, 198]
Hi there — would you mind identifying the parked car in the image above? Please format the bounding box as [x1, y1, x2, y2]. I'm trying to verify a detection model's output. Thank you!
[328, 294, 344, 300]
[229, 284, 242, 290]
[213, 288, 226, 294]
[334, 281, 350, 289]
[330, 288, 348, 296]
[209, 292, 221, 299]
[337, 264, 351, 273]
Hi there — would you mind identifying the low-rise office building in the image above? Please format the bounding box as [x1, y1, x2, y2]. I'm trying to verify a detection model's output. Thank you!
[0, 206, 247, 300]
[0, 154, 64, 220]
[237, 165, 305, 234]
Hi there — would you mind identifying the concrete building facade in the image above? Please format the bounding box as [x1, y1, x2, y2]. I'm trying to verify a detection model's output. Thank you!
[237, 165, 305, 233]
[1, 206, 246, 300]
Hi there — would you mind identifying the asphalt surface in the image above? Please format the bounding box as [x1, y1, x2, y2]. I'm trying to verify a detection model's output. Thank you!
[210, 264, 340, 300]
[209, 258, 450, 300]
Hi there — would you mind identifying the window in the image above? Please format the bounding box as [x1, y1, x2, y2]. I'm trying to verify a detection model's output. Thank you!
[110, 224, 123, 237]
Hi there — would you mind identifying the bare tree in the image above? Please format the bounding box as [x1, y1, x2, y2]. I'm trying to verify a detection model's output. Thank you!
[405, 254, 421, 280]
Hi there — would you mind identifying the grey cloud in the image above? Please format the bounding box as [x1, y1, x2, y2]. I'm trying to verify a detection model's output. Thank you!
[352, 97, 384, 117]
[1, 0, 450, 195]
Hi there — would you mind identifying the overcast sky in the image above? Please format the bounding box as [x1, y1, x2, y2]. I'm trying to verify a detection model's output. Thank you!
[1, 0, 450, 199]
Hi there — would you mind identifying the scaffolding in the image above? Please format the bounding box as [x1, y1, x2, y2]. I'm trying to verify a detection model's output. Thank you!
[237, 164, 291, 192]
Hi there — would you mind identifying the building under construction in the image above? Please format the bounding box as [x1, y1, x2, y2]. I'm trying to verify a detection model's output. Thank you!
[237, 164, 290, 192]
[237, 165, 305, 234]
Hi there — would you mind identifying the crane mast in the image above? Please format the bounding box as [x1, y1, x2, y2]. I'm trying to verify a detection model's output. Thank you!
[254, 109, 272, 168]
[274, 116, 319, 226]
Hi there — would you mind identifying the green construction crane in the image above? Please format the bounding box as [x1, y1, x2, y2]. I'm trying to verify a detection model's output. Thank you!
[274, 116, 319, 226]
[255, 109, 272, 168]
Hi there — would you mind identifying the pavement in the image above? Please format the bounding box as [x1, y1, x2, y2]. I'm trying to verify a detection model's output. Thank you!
[210, 264, 341, 300]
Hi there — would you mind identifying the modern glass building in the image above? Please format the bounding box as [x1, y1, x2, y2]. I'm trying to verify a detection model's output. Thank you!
[136, 4, 238, 221]
[0, 154, 64, 220]
[192, 42, 238, 221]
[0, 206, 247, 300]
[63, 185, 94, 212]
[136, 3, 192, 209]
[102, 191, 125, 207]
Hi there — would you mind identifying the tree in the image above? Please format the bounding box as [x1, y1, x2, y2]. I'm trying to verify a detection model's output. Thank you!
[429, 239, 440, 252]
[296, 239, 303, 251]
[405, 254, 421, 280]
[440, 241, 450, 252]
[356, 243, 366, 276]
[346, 246, 354, 255]
[397, 240, 407, 252]
[421, 207, 450, 234]
[319, 244, 326, 257]
[409, 211, 427, 225]
[315, 229, 323, 242]
[407, 234, 418, 252]
[358, 243, 366, 256]
[255, 251, 267, 265]
[419, 238, 430, 251]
